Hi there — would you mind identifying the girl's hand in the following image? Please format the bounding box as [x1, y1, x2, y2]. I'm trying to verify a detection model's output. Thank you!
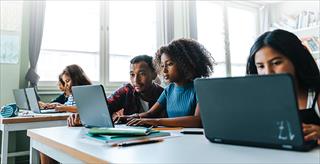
[38, 102, 48, 109]
[113, 114, 139, 124]
[302, 123, 320, 141]
[46, 103, 60, 109]
[127, 118, 159, 127]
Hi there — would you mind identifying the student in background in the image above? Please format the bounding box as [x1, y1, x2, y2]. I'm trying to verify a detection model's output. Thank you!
[40, 64, 92, 164]
[54, 64, 92, 112]
[67, 55, 164, 126]
[50, 73, 70, 104]
[39, 73, 69, 109]
[246, 29, 320, 144]
[123, 38, 215, 128]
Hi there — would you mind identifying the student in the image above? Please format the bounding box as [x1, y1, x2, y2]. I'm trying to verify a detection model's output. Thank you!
[50, 73, 70, 104]
[54, 64, 92, 112]
[40, 64, 92, 164]
[124, 38, 215, 128]
[39, 73, 70, 109]
[67, 55, 164, 126]
[246, 29, 320, 143]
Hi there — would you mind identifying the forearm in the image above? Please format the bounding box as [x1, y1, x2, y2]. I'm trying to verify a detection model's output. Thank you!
[138, 102, 163, 118]
[157, 115, 202, 128]
[57, 106, 78, 113]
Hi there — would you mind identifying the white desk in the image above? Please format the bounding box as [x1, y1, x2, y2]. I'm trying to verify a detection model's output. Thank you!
[0, 113, 70, 164]
[28, 126, 320, 164]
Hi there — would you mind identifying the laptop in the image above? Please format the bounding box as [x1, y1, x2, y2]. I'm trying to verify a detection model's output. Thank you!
[195, 74, 317, 151]
[25, 88, 60, 114]
[72, 85, 114, 128]
[13, 89, 30, 110]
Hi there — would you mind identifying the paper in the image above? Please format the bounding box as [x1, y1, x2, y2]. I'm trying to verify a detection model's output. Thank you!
[0, 33, 20, 64]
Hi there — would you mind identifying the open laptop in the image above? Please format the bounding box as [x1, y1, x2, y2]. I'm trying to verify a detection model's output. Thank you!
[72, 85, 114, 128]
[195, 74, 317, 151]
[25, 88, 60, 114]
[13, 89, 30, 110]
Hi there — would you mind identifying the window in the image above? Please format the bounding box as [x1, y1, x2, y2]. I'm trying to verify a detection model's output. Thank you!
[39, 1, 100, 84]
[109, 1, 158, 82]
[195, 1, 259, 77]
[38, 1, 162, 87]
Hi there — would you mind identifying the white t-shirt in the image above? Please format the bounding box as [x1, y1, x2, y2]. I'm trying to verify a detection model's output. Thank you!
[139, 98, 149, 112]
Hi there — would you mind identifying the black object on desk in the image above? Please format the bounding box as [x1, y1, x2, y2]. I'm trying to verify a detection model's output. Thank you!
[113, 139, 163, 147]
[180, 131, 204, 135]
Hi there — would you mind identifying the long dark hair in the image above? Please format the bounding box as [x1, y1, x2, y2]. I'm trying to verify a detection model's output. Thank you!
[246, 29, 320, 91]
[62, 64, 92, 86]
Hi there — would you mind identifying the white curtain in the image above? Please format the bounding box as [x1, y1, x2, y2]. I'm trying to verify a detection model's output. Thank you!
[259, 4, 270, 34]
[25, 1, 46, 87]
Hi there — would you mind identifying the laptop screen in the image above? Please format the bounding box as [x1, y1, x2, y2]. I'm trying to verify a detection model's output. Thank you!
[25, 88, 41, 113]
[195, 74, 305, 148]
[13, 89, 29, 110]
[72, 85, 114, 128]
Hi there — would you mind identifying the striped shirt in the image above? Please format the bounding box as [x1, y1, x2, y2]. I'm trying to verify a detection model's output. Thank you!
[157, 81, 197, 118]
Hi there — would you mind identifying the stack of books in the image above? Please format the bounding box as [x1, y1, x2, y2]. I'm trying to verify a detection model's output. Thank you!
[86, 127, 171, 146]
[301, 36, 320, 54]
[273, 11, 320, 30]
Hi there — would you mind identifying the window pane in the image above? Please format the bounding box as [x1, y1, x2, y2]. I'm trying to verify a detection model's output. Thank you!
[228, 6, 257, 76]
[231, 64, 247, 77]
[109, 1, 157, 82]
[196, 1, 225, 63]
[211, 63, 226, 78]
[38, 1, 100, 82]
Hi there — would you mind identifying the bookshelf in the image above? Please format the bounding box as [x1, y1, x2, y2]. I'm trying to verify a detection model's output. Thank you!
[269, 1, 320, 67]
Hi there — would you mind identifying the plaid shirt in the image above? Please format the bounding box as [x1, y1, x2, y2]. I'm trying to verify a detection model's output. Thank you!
[107, 83, 165, 117]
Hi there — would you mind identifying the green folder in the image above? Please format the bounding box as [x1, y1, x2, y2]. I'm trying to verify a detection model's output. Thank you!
[86, 131, 171, 144]
[88, 127, 154, 136]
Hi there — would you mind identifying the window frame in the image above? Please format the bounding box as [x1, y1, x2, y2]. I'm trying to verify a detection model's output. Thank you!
[37, 1, 167, 92]
[191, 1, 263, 77]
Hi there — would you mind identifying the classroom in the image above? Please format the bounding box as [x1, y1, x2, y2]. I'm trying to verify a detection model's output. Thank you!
[0, 0, 319, 163]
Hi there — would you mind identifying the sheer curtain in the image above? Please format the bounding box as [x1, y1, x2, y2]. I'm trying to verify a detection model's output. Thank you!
[25, 1, 46, 87]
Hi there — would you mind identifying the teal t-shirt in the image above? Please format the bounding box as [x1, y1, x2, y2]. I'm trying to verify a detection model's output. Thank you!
[157, 81, 197, 118]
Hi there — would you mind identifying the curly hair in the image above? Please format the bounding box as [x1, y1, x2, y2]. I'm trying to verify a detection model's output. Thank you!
[155, 38, 215, 81]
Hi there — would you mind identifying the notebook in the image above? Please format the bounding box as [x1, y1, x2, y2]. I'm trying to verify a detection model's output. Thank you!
[25, 88, 61, 114]
[13, 89, 30, 110]
[88, 126, 154, 136]
[86, 130, 170, 144]
[195, 74, 318, 151]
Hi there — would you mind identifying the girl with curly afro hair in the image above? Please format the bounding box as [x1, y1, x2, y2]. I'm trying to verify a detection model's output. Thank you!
[126, 38, 215, 127]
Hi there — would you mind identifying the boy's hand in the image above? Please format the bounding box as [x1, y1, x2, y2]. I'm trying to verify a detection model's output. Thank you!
[67, 113, 82, 127]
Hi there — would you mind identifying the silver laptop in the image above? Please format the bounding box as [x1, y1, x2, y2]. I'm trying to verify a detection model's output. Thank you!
[13, 89, 30, 110]
[25, 88, 60, 114]
[72, 85, 114, 128]
[195, 74, 317, 151]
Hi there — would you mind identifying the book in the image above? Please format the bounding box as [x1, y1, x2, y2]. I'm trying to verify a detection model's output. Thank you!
[86, 131, 171, 144]
[302, 37, 320, 53]
[88, 126, 154, 136]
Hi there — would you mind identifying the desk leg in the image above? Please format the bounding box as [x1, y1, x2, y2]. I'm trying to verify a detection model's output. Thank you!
[30, 140, 40, 164]
[1, 129, 8, 164]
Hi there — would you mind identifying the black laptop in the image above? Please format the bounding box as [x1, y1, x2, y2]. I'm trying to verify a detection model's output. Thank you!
[195, 74, 318, 151]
